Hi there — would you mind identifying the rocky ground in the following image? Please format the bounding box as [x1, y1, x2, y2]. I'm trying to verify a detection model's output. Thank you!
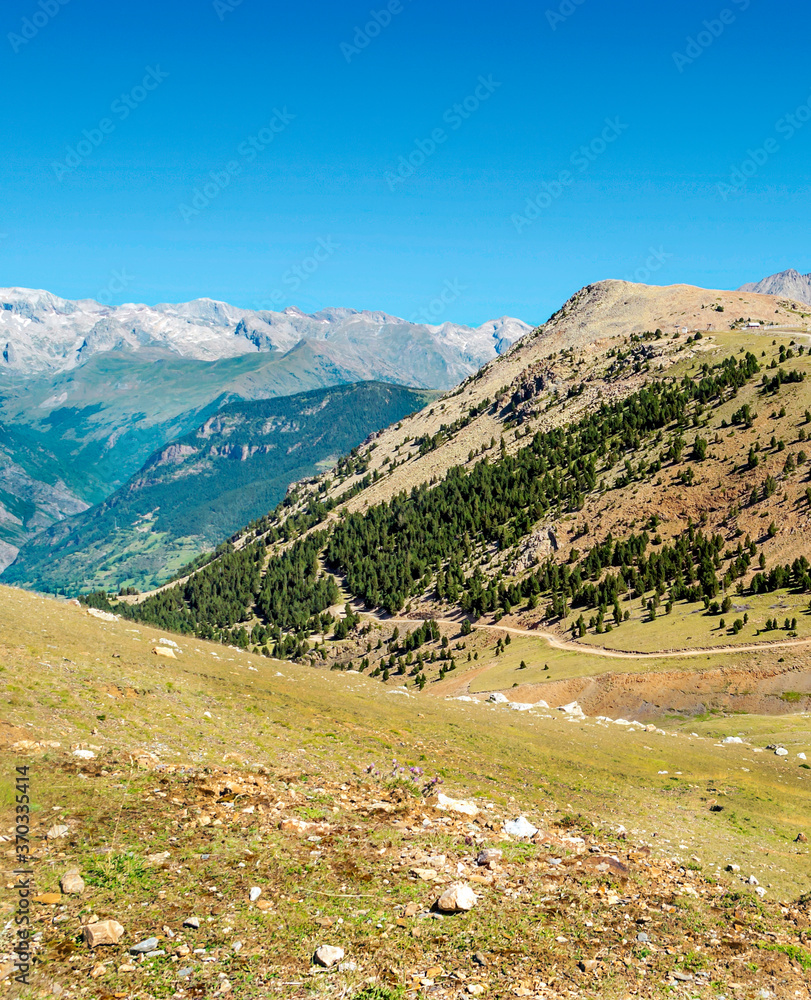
[0, 585, 809, 999]
[2, 741, 810, 1000]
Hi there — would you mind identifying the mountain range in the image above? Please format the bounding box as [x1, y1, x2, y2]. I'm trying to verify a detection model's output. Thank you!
[0, 288, 530, 575]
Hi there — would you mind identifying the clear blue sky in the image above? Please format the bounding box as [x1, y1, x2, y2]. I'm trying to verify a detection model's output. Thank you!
[2, 0, 810, 325]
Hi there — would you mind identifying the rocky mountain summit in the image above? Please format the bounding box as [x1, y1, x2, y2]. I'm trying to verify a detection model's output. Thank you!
[739, 268, 811, 306]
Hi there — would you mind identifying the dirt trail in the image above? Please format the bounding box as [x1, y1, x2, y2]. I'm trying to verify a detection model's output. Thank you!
[384, 617, 811, 661]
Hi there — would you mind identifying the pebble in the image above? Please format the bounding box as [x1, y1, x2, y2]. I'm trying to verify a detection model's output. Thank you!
[436, 792, 479, 817]
[314, 945, 345, 968]
[60, 869, 85, 895]
[436, 883, 477, 913]
[85, 921, 125, 948]
[130, 937, 160, 954]
[503, 816, 538, 838]
[476, 848, 502, 868]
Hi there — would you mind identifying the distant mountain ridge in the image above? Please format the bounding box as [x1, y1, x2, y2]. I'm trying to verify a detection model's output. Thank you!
[0, 287, 530, 380]
[739, 268, 811, 306]
[0, 286, 532, 569]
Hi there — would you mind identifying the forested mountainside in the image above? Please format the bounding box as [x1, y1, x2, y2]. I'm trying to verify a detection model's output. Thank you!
[3, 382, 437, 594]
[82, 281, 811, 683]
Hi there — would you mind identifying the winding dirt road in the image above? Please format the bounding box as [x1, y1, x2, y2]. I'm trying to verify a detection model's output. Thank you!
[384, 617, 811, 662]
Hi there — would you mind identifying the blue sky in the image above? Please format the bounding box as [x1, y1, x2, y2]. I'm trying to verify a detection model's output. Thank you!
[1, 0, 810, 325]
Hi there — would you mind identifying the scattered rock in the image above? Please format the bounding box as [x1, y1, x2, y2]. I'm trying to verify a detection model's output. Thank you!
[579, 959, 598, 972]
[46, 824, 70, 839]
[467, 985, 485, 996]
[313, 945, 345, 968]
[249, 887, 262, 902]
[73, 749, 96, 760]
[436, 883, 477, 913]
[775, 747, 788, 756]
[472, 951, 488, 966]
[183, 917, 200, 928]
[85, 920, 125, 948]
[722, 736, 743, 744]
[130, 937, 159, 954]
[503, 816, 538, 839]
[487, 692, 509, 704]
[435, 792, 479, 817]
[153, 646, 177, 659]
[476, 848, 502, 868]
[60, 869, 85, 895]
[87, 608, 117, 622]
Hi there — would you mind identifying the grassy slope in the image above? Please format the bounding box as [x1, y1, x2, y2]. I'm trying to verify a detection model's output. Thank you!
[0, 584, 809, 998]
